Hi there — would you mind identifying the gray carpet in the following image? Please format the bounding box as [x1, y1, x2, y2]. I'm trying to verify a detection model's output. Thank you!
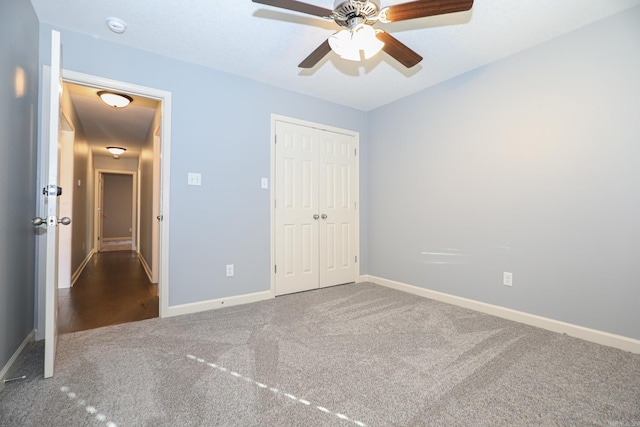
[1, 282, 639, 426]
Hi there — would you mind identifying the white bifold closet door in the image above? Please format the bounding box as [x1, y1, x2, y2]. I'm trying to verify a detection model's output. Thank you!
[274, 120, 357, 296]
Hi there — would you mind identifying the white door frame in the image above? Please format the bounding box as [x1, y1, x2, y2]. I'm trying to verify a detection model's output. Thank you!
[61, 70, 172, 318]
[270, 114, 360, 296]
[57, 112, 75, 289]
[94, 169, 137, 252]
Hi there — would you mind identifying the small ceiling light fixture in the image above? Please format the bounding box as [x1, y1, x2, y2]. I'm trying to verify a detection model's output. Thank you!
[106, 17, 127, 34]
[329, 24, 384, 61]
[106, 146, 126, 159]
[98, 91, 133, 108]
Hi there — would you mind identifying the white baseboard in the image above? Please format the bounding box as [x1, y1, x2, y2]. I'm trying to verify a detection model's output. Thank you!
[164, 290, 274, 318]
[365, 275, 640, 354]
[0, 330, 35, 391]
[71, 249, 95, 287]
[357, 274, 371, 283]
[138, 253, 153, 283]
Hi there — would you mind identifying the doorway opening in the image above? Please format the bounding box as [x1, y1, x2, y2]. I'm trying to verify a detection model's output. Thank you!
[96, 170, 136, 253]
[52, 71, 171, 333]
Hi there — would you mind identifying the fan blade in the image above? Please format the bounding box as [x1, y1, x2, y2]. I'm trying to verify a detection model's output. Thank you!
[382, 0, 473, 22]
[252, 0, 333, 18]
[376, 31, 423, 68]
[298, 39, 332, 68]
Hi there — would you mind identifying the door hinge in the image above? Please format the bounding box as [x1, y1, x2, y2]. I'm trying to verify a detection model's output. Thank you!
[274, 265, 277, 274]
[354, 148, 357, 156]
[274, 199, 277, 208]
[274, 135, 277, 144]
[355, 255, 358, 263]
[354, 202, 357, 210]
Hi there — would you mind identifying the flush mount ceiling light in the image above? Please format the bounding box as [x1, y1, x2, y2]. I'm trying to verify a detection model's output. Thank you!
[106, 17, 127, 34]
[98, 91, 133, 108]
[106, 146, 126, 159]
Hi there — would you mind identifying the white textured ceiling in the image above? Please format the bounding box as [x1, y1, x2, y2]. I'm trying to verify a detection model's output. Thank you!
[35, 1, 640, 161]
[31, 0, 640, 156]
[31, 0, 640, 111]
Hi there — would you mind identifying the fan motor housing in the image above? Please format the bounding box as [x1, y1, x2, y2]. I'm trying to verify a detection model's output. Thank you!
[333, 0, 380, 26]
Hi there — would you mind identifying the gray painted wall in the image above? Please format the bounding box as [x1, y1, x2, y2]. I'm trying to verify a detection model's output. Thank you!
[0, 0, 39, 373]
[38, 25, 368, 309]
[93, 155, 138, 173]
[30, 6, 638, 345]
[367, 7, 640, 340]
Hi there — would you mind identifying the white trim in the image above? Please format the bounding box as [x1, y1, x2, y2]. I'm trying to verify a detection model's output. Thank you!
[271, 114, 361, 137]
[62, 69, 172, 319]
[138, 252, 153, 283]
[71, 249, 94, 287]
[164, 291, 274, 318]
[0, 330, 35, 391]
[366, 275, 640, 354]
[158, 96, 171, 319]
[269, 114, 360, 297]
[57, 119, 75, 289]
[358, 274, 373, 283]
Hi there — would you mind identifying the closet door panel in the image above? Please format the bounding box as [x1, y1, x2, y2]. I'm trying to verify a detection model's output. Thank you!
[274, 122, 319, 295]
[318, 131, 357, 288]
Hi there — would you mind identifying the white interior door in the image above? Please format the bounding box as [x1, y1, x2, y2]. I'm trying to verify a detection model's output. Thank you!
[318, 131, 357, 288]
[274, 121, 319, 295]
[274, 119, 358, 296]
[43, 30, 63, 379]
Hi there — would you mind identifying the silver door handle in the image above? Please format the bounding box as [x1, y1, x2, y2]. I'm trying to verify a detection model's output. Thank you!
[32, 217, 46, 226]
[32, 217, 71, 226]
[157, 215, 163, 221]
[313, 214, 319, 220]
[321, 214, 327, 219]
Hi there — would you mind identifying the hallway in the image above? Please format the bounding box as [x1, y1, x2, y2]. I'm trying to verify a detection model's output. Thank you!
[57, 251, 158, 334]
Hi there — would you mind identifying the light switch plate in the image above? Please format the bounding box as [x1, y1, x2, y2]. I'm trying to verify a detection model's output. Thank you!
[261, 178, 269, 189]
[503, 272, 513, 286]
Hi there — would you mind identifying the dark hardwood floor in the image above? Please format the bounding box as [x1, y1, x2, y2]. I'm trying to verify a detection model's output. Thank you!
[58, 251, 158, 334]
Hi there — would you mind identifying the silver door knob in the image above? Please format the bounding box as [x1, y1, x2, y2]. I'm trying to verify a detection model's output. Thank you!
[32, 217, 71, 226]
[321, 214, 327, 219]
[313, 214, 319, 220]
[32, 217, 46, 226]
[157, 215, 163, 221]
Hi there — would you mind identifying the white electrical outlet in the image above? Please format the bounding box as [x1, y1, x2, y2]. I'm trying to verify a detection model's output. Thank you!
[188, 172, 202, 186]
[261, 177, 269, 189]
[503, 272, 513, 287]
[226, 264, 234, 277]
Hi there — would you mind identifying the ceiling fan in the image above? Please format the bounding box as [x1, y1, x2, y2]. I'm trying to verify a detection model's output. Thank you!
[252, 0, 474, 69]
